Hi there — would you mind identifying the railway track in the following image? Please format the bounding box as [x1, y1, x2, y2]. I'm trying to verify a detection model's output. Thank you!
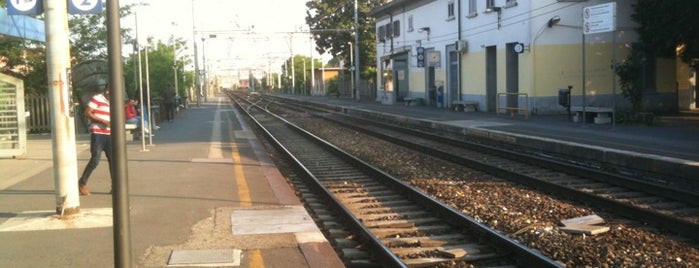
[257, 94, 699, 242]
[229, 92, 561, 267]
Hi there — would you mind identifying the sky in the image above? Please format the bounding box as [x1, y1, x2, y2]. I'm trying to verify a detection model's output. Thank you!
[121, 0, 322, 77]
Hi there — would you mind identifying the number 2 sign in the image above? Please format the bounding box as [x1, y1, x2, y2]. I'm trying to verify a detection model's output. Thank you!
[68, 0, 102, 14]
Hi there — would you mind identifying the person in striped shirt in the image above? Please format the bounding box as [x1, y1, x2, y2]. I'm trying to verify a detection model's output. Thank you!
[78, 85, 112, 196]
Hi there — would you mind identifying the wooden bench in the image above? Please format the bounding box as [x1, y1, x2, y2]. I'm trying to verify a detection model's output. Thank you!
[125, 123, 138, 141]
[570, 106, 613, 124]
[451, 100, 478, 112]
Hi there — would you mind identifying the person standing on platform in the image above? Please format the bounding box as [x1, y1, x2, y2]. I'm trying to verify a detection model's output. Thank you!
[437, 86, 444, 108]
[162, 84, 176, 122]
[78, 85, 112, 196]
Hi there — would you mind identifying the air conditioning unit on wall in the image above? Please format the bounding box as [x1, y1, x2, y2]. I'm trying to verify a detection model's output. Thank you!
[455, 40, 468, 53]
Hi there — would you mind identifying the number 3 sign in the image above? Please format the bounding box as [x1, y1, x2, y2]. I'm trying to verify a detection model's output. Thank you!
[68, 0, 102, 14]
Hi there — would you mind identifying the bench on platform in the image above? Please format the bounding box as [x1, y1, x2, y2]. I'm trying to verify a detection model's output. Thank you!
[125, 123, 138, 141]
[451, 100, 478, 112]
[570, 106, 613, 124]
[403, 97, 417, 106]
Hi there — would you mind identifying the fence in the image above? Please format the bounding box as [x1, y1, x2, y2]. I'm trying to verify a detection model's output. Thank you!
[25, 94, 51, 133]
[496, 92, 529, 120]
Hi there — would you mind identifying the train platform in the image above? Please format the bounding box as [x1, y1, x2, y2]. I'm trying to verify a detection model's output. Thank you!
[0, 96, 344, 267]
[277, 94, 699, 181]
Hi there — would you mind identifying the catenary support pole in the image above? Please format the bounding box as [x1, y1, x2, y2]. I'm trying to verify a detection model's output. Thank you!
[145, 43, 153, 146]
[354, 0, 361, 101]
[44, 0, 80, 215]
[106, 0, 133, 266]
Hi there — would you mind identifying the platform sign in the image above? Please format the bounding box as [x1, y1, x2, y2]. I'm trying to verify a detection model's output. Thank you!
[583, 2, 616, 35]
[68, 0, 102, 14]
[6, 0, 43, 15]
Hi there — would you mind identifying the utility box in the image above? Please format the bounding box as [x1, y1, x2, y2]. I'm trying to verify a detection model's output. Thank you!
[0, 73, 27, 158]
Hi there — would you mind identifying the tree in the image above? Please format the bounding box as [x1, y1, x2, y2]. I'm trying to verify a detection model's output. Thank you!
[632, 0, 699, 63]
[123, 39, 193, 100]
[0, 39, 47, 95]
[68, 5, 134, 64]
[280, 54, 323, 95]
[0, 4, 135, 94]
[305, 0, 381, 80]
[615, 47, 644, 113]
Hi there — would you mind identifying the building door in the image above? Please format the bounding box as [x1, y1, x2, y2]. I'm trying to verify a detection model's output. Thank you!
[426, 67, 436, 106]
[506, 43, 520, 111]
[393, 58, 409, 100]
[486, 46, 497, 112]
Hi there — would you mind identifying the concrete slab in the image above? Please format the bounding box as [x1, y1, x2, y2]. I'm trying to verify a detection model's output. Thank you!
[168, 248, 241, 267]
[231, 206, 319, 235]
[0, 208, 112, 232]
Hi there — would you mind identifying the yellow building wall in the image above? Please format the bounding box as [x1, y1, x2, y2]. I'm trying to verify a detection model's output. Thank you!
[656, 58, 677, 93]
[409, 70, 424, 95]
[531, 43, 630, 98]
[461, 52, 485, 95]
[407, 68, 447, 97]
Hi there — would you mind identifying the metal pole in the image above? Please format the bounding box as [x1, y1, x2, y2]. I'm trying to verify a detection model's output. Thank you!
[44, 0, 80, 215]
[582, 33, 587, 125]
[354, 0, 361, 101]
[202, 37, 208, 102]
[172, 28, 179, 100]
[290, 35, 295, 94]
[191, 0, 201, 106]
[349, 42, 354, 97]
[145, 43, 154, 146]
[310, 36, 315, 95]
[135, 10, 147, 151]
[611, 31, 617, 126]
[106, 0, 133, 266]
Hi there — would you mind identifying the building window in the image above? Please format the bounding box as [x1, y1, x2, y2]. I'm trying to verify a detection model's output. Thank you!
[486, 0, 495, 9]
[448, 0, 455, 19]
[385, 23, 393, 40]
[408, 15, 414, 32]
[505, 0, 517, 7]
[468, 0, 477, 17]
[378, 25, 385, 42]
[393, 20, 400, 37]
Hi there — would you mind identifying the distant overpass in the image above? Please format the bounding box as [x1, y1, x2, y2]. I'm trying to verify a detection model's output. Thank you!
[1, 8, 45, 42]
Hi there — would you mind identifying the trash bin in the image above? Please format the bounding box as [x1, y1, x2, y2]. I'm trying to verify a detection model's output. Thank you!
[558, 86, 571, 109]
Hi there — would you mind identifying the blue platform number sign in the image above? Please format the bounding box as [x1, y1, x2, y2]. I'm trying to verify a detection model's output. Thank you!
[7, 0, 43, 15]
[68, 0, 102, 14]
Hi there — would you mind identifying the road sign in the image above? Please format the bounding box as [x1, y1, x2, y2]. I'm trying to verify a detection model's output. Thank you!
[68, 0, 102, 14]
[583, 2, 616, 35]
[7, 0, 43, 15]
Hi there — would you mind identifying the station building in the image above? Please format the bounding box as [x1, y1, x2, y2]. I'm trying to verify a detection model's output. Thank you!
[370, 0, 696, 114]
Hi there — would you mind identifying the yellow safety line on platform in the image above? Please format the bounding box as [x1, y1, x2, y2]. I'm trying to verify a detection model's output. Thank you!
[249, 249, 265, 267]
[229, 114, 252, 207]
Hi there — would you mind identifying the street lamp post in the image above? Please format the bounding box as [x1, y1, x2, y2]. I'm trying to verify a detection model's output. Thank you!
[354, 0, 360, 101]
[201, 37, 207, 102]
[171, 22, 179, 104]
[191, 0, 201, 106]
[348, 41, 354, 97]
